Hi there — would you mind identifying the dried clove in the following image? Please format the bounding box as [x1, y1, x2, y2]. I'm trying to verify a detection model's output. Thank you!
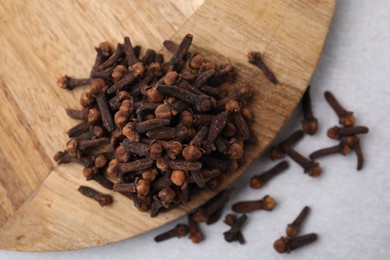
[327, 125, 369, 140]
[309, 140, 352, 159]
[286, 206, 310, 237]
[53, 151, 93, 167]
[248, 51, 278, 84]
[232, 195, 277, 213]
[154, 224, 189, 242]
[57, 75, 91, 90]
[156, 84, 211, 112]
[78, 185, 113, 207]
[250, 161, 289, 189]
[274, 233, 318, 254]
[301, 86, 318, 135]
[119, 158, 154, 174]
[284, 147, 322, 177]
[324, 91, 355, 127]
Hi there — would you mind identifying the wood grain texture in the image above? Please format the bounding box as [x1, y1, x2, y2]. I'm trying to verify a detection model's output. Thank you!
[0, 0, 335, 251]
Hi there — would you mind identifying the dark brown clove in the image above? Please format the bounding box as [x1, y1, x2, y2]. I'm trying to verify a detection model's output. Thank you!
[250, 161, 289, 189]
[78, 185, 113, 207]
[57, 75, 91, 90]
[90, 79, 115, 132]
[274, 233, 318, 254]
[123, 36, 139, 67]
[90, 42, 111, 76]
[301, 86, 318, 135]
[327, 125, 369, 140]
[98, 43, 124, 71]
[118, 158, 154, 174]
[53, 151, 93, 167]
[309, 140, 352, 160]
[193, 70, 215, 89]
[284, 147, 321, 177]
[113, 183, 136, 193]
[324, 91, 355, 127]
[286, 206, 310, 237]
[141, 49, 157, 66]
[77, 137, 110, 150]
[248, 51, 278, 84]
[166, 34, 193, 71]
[202, 111, 228, 153]
[134, 118, 170, 133]
[67, 122, 90, 138]
[168, 160, 202, 171]
[156, 84, 211, 112]
[154, 224, 189, 242]
[232, 195, 277, 213]
[107, 62, 145, 94]
[146, 125, 188, 141]
[65, 108, 88, 121]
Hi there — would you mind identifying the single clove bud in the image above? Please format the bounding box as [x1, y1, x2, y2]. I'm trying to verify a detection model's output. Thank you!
[65, 108, 88, 121]
[53, 151, 93, 167]
[166, 33, 193, 71]
[156, 84, 211, 112]
[57, 75, 91, 90]
[248, 51, 278, 84]
[327, 125, 369, 140]
[119, 158, 154, 174]
[284, 146, 322, 177]
[123, 36, 139, 66]
[77, 137, 110, 150]
[78, 185, 113, 207]
[286, 206, 310, 237]
[309, 140, 352, 160]
[90, 79, 115, 132]
[154, 224, 189, 242]
[301, 86, 318, 135]
[232, 195, 277, 213]
[250, 161, 289, 189]
[324, 91, 355, 127]
[274, 233, 318, 254]
[270, 130, 305, 160]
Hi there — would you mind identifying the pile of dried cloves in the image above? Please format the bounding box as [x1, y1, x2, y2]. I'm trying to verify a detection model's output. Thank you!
[54, 32, 369, 255]
[54, 34, 254, 216]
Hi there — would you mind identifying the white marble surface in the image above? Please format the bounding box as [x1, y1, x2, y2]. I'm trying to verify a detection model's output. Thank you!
[1, 0, 389, 259]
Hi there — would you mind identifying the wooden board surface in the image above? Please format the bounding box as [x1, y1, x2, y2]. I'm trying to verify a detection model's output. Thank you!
[0, 0, 335, 251]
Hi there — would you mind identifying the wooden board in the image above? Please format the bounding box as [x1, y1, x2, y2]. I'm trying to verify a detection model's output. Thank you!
[0, 0, 335, 251]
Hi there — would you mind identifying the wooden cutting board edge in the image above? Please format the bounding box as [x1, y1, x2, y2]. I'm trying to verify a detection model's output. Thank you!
[0, 0, 336, 251]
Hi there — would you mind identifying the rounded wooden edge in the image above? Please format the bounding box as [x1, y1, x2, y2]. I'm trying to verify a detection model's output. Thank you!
[0, 0, 336, 251]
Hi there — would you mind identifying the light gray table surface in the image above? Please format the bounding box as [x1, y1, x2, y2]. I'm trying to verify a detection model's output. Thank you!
[1, 1, 389, 259]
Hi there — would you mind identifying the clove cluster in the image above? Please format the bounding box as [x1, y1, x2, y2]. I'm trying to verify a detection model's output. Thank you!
[54, 34, 254, 216]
